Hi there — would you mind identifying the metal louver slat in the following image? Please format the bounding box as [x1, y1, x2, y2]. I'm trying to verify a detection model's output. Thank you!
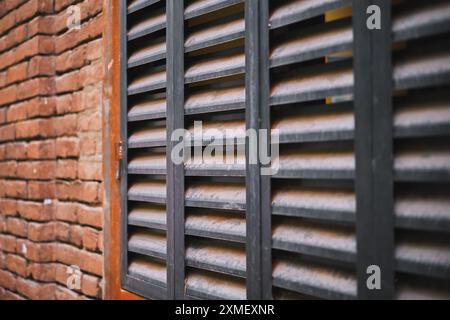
[185, 18, 245, 52]
[128, 0, 162, 14]
[128, 126, 166, 148]
[270, 0, 352, 30]
[128, 12, 167, 41]
[128, 40, 167, 68]
[185, 0, 244, 20]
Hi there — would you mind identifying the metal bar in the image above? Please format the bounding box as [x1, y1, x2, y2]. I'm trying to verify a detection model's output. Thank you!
[166, 0, 186, 300]
[353, 0, 395, 299]
[259, 0, 272, 301]
[245, 0, 272, 300]
[119, 0, 129, 290]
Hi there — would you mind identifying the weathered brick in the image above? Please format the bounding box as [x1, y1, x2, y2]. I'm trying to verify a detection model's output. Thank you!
[56, 160, 77, 179]
[5, 254, 28, 277]
[77, 205, 102, 229]
[17, 200, 54, 222]
[6, 218, 28, 237]
[78, 160, 102, 181]
[27, 140, 56, 159]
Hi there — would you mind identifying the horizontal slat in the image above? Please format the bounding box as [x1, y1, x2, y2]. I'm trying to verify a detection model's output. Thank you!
[185, 183, 246, 211]
[270, 62, 353, 106]
[128, 13, 166, 41]
[186, 211, 246, 243]
[397, 279, 450, 300]
[272, 257, 357, 300]
[393, 1, 450, 42]
[395, 148, 450, 182]
[128, 181, 166, 204]
[185, 18, 245, 52]
[185, 54, 245, 83]
[273, 219, 356, 263]
[186, 154, 245, 177]
[270, 0, 352, 30]
[187, 119, 246, 146]
[186, 270, 246, 300]
[128, 126, 166, 148]
[128, 258, 167, 289]
[395, 193, 450, 233]
[394, 97, 450, 138]
[186, 240, 246, 277]
[128, 99, 167, 122]
[272, 105, 354, 143]
[128, 41, 166, 69]
[185, 0, 243, 20]
[128, 71, 166, 96]
[128, 205, 167, 231]
[272, 186, 355, 223]
[396, 236, 450, 280]
[185, 86, 245, 115]
[274, 150, 355, 180]
[129, 154, 166, 175]
[129, 231, 167, 260]
[270, 20, 352, 68]
[394, 51, 450, 91]
[128, 0, 161, 15]
[128, 153, 245, 177]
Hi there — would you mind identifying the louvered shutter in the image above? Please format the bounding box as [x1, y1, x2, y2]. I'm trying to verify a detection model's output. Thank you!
[391, 0, 450, 299]
[120, 0, 450, 300]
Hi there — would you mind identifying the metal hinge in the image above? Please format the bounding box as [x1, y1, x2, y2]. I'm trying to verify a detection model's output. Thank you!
[115, 141, 123, 181]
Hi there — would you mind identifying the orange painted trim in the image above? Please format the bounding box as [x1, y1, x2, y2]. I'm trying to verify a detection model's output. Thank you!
[102, 0, 143, 300]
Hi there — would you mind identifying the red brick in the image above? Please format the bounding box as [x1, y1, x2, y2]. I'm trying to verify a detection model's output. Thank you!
[27, 181, 55, 200]
[17, 200, 54, 222]
[0, 161, 17, 177]
[4, 180, 27, 198]
[6, 62, 28, 85]
[0, 124, 15, 142]
[5, 142, 27, 160]
[0, 234, 16, 253]
[56, 72, 80, 93]
[17, 161, 56, 180]
[56, 181, 101, 204]
[27, 140, 56, 159]
[5, 254, 28, 277]
[16, 278, 56, 300]
[21, 240, 54, 262]
[81, 274, 100, 298]
[28, 222, 55, 242]
[27, 97, 56, 118]
[28, 56, 55, 78]
[56, 137, 80, 158]
[55, 286, 83, 300]
[78, 161, 102, 181]
[82, 227, 98, 251]
[0, 199, 17, 216]
[53, 114, 77, 136]
[55, 202, 78, 222]
[77, 205, 102, 229]
[55, 244, 102, 276]
[56, 160, 78, 179]
[6, 218, 28, 237]
[78, 110, 101, 132]
[28, 263, 57, 282]
[54, 222, 70, 242]
[80, 134, 100, 156]
[0, 270, 16, 291]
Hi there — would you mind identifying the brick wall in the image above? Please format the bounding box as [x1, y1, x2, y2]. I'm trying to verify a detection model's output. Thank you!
[0, 0, 105, 300]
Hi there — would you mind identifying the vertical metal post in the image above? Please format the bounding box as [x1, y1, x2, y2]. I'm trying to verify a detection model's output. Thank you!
[245, 0, 271, 299]
[166, 0, 185, 300]
[353, 0, 395, 299]
[119, 0, 129, 288]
